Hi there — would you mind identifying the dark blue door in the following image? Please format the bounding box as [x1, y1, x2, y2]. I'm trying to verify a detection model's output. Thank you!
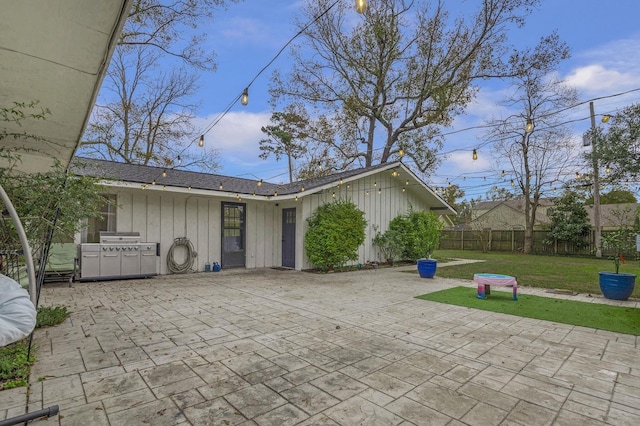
[282, 208, 296, 268]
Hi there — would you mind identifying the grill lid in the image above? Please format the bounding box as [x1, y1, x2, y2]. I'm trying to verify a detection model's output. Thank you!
[99, 231, 141, 244]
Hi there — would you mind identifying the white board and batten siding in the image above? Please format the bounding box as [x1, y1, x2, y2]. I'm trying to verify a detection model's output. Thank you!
[110, 188, 280, 274]
[106, 167, 439, 273]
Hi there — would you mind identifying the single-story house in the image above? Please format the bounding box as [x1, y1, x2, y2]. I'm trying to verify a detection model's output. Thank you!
[470, 199, 639, 232]
[72, 157, 456, 274]
[469, 199, 553, 230]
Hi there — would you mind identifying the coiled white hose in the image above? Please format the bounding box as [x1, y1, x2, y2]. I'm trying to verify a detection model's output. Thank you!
[167, 237, 197, 274]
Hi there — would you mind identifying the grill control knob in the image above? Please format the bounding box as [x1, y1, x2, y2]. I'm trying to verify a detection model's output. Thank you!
[109, 246, 114, 251]
[102, 246, 107, 251]
[134, 246, 139, 251]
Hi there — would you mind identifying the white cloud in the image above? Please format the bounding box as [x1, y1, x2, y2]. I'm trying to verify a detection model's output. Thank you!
[195, 110, 290, 177]
[564, 35, 640, 95]
[565, 64, 638, 93]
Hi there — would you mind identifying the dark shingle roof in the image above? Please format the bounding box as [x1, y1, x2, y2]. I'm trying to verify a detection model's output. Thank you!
[71, 157, 401, 197]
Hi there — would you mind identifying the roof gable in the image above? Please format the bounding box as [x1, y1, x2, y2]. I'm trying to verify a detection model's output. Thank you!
[71, 158, 456, 214]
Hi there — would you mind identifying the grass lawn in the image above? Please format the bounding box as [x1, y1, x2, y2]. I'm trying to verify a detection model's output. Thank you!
[430, 249, 640, 298]
[417, 286, 640, 335]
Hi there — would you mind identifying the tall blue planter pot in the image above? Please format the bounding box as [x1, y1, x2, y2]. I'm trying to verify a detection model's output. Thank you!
[598, 272, 636, 301]
[417, 259, 437, 278]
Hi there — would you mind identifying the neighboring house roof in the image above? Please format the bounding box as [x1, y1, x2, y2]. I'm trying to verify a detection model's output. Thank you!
[71, 157, 457, 214]
[471, 198, 552, 228]
[585, 203, 640, 228]
[473, 198, 554, 212]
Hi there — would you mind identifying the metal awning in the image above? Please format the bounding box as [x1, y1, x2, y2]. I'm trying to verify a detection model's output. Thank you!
[0, 0, 132, 173]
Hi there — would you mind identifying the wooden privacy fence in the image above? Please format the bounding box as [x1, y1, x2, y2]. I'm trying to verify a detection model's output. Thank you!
[440, 229, 639, 258]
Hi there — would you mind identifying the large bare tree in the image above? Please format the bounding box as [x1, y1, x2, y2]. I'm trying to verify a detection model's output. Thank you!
[270, 0, 543, 174]
[485, 33, 578, 254]
[80, 46, 219, 171]
[80, 0, 241, 171]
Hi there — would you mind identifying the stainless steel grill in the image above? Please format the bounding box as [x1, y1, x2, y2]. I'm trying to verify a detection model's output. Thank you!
[78, 232, 159, 281]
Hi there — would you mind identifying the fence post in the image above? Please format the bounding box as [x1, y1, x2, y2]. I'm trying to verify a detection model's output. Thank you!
[461, 229, 464, 250]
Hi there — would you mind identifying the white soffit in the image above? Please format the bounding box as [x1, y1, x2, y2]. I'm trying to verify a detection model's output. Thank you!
[0, 0, 132, 174]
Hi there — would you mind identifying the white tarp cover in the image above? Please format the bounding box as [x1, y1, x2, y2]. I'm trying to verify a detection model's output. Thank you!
[0, 273, 36, 347]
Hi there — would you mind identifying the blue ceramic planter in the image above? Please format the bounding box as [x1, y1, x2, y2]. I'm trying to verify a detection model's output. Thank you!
[417, 259, 437, 278]
[598, 272, 636, 301]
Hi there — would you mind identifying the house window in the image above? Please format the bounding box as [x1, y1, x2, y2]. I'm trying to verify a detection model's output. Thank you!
[83, 194, 117, 243]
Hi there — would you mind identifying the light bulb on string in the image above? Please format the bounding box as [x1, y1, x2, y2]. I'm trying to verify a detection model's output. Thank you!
[602, 114, 611, 123]
[241, 88, 249, 106]
[198, 135, 204, 147]
[398, 147, 404, 157]
[355, 0, 367, 14]
[501, 170, 505, 178]
[162, 169, 167, 178]
[257, 179, 263, 187]
[606, 165, 611, 174]
[177, 156, 182, 166]
[525, 119, 534, 133]
[472, 149, 478, 161]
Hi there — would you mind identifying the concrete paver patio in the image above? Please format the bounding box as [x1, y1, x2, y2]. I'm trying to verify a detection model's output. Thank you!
[2, 264, 640, 425]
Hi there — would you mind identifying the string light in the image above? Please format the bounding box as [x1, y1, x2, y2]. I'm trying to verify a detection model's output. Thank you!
[301, 186, 305, 192]
[402, 187, 405, 192]
[606, 165, 611, 174]
[177, 156, 182, 165]
[295, 195, 298, 201]
[219, 183, 223, 190]
[355, 0, 367, 14]
[602, 114, 611, 123]
[398, 147, 404, 157]
[525, 119, 534, 133]
[257, 179, 263, 186]
[198, 135, 204, 147]
[501, 170, 505, 177]
[472, 149, 478, 161]
[241, 88, 249, 106]
[511, 179, 515, 187]
[366, 190, 369, 196]
[332, 191, 336, 198]
[162, 169, 167, 178]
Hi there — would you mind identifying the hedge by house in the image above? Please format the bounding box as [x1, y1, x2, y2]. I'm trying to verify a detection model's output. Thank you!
[304, 199, 366, 271]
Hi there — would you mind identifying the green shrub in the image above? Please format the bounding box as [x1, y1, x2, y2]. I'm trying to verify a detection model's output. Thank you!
[372, 226, 403, 264]
[389, 208, 443, 261]
[305, 200, 367, 271]
[36, 305, 70, 328]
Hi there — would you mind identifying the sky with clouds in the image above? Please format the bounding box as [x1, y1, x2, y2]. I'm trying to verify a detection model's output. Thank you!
[193, 0, 640, 200]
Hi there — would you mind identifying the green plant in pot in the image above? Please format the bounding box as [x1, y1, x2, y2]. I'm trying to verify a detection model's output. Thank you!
[598, 206, 637, 300]
[388, 208, 443, 278]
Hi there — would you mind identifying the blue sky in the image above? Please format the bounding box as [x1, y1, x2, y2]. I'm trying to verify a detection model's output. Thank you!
[193, 0, 640, 199]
